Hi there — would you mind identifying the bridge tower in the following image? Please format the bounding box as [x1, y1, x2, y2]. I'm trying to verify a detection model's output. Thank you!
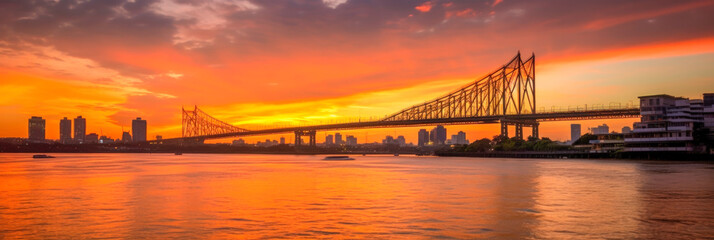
[381, 52, 537, 139]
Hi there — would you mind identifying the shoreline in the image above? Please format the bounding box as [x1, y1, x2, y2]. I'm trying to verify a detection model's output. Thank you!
[435, 151, 714, 161]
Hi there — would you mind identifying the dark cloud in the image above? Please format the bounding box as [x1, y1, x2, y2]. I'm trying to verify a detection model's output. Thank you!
[2, 0, 714, 104]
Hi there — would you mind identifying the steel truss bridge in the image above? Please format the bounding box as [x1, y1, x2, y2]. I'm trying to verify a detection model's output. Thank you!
[159, 53, 640, 145]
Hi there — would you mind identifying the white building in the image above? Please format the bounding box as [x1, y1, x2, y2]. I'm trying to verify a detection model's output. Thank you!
[625, 94, 712, 152]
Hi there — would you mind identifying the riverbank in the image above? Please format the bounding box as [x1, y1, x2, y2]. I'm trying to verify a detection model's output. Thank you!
[436, 151, 714, 160]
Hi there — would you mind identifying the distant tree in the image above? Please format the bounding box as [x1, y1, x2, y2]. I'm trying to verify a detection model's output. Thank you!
[466, 138, 492, 152]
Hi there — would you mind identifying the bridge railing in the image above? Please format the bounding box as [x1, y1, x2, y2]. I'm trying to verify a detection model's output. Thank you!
[531, 102, 639, 115]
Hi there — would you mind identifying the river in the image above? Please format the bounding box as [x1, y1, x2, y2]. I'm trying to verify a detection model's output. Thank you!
[0, 153, 712, 239]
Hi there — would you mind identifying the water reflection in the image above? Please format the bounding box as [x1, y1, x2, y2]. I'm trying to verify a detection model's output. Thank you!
[0, 154, 712, 239]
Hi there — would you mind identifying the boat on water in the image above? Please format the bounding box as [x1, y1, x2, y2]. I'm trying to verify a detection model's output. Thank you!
[32, 154, 55, 158]
[322, 156, 355, 161]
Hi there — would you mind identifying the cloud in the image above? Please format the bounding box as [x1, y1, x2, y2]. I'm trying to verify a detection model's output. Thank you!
[2, 0, 714, 140]
[415, 1, 434, 12]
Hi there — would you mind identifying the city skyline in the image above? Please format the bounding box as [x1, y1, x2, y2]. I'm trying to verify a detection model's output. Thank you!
[1, 0, 713, 143]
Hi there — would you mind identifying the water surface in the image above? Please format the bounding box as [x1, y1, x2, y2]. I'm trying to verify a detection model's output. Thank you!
[1, 153, 712, 239]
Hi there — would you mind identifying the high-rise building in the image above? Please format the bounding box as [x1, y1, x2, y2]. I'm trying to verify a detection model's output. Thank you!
[59, 117, 72, 143]
[325, 134, 334, 145]
[418, 129, 429, 146]
[346, 135, 357, 146]
[450, 131, 468, 145]
[28, 116, 45, 141]
[74, 116, 86, 143]
[280, 137, 285, 145]
[570, 124, 581, 143]
[335, 133, 343, 145]
[429, 125, 447, 145]
[122, 131, 132, 143]
[132, 117, 147, 142]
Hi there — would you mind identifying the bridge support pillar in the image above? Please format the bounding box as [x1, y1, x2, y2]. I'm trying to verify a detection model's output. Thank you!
[308, 130, 316, 146]
[294, 131, 301, 146]
[531, 122, 539, 139]
[294, 130, 316, 147]
[501, 119, 539, 140]
[500, 121, 509, 138]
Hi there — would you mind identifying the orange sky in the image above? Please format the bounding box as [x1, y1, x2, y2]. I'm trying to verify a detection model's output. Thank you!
[1, 0, 714, 143]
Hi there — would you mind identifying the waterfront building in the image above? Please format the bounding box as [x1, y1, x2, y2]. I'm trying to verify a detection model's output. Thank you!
[74, 116, 86, 143]
[418, 129, 429, 146]
[570, 124, 581, 143]
[99, 136, 114, 144]
[346, 135, 357, 146]
[396, 136, 406, 146]
[280, 137, 285, 145]
[59, 117, 72, 143]
[156, 135, 162, 141]
[232, 139, 246, 146]
[132, 117, 147, 142]
[382, 135, 395, 145]
[335, 133, 343, 145]
[590, 124, 609, 135]
[325, 134, 334, 145]
[625, 94, 712, 152]
[704, 93, 714, 145]
[28, 116, 45, 141]
[621, 126, 632, 134]
[449, 131, 468, 145]
[429, 125, 447, 145]
[589, 133, 625, 153]
[85, 133, 99, 144]
[122, 131, 132, 143]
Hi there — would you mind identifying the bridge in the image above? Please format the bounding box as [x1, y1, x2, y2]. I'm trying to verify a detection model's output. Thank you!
[159, 53, 640, 145]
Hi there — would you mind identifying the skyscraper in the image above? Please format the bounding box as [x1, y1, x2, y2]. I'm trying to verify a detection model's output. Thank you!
[346, 135, 357, 146]
[570, 124, 581, 143]
[430, 125, 447, 145]
[74, 116, 86, 143]
[457, 131, 467, 145]
[59, 117, 72, 143]
[28, 116, 45, 141]
[132, 117, 147, 142]
[418, 129, 429, 146]
[325, 134, 334, 145]
[450, 131, 468, 145]
[335, 133, 343, 145]
[122, 131, 132, 143]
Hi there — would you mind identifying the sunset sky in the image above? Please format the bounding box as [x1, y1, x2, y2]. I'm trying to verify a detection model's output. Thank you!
[1, 0, 714, 143]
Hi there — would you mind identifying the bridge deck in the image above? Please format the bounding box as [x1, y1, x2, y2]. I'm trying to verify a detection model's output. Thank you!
[156, 108, 640, 142]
